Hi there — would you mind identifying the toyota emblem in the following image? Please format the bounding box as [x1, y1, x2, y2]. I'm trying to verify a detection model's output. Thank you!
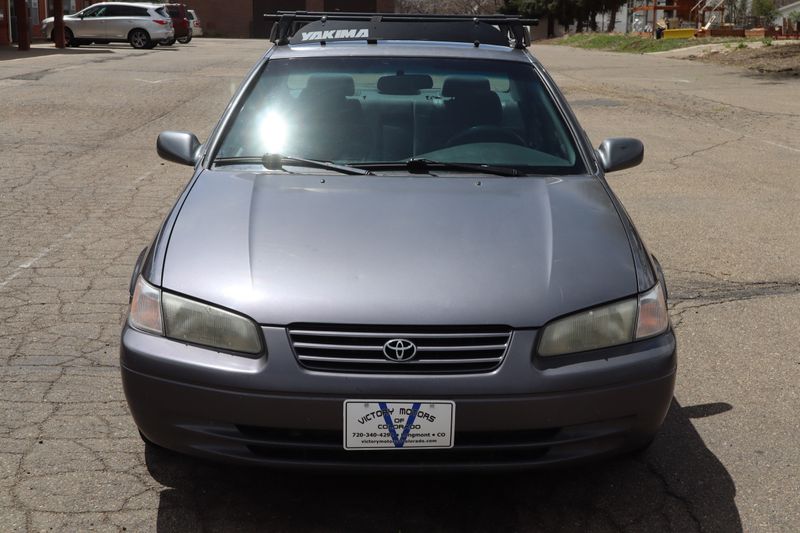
[382, 339, 417, 362]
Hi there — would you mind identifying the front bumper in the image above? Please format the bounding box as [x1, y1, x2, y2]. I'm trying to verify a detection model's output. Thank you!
[121, 325, 676, 470]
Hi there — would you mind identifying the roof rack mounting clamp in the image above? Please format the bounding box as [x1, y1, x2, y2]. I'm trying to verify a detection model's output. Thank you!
[508, 21, 529, 49]
[269, 13, 295, 45]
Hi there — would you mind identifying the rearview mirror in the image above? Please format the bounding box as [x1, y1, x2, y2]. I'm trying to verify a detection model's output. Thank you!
[156, 131, 201, 166]
[597, 138, 644, 173]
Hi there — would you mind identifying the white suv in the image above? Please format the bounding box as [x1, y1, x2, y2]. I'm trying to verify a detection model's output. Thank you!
[42, 2, 174, 49]
[188, 9, 203, 37]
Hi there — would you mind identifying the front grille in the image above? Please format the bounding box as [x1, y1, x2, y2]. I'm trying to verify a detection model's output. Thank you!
[288, 324, 512, 373]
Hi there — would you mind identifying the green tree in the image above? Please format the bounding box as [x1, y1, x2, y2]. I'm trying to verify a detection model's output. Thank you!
[501, 0, 567, 38]
[502, 0, 623, 36]
[736, 0, 749, 25]
[789, 10, 800, 31]
[751, 0, 778, 23]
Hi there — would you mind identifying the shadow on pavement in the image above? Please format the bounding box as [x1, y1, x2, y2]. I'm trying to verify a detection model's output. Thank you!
[0, 45, 113, 61]
[147, 399, 741, 532]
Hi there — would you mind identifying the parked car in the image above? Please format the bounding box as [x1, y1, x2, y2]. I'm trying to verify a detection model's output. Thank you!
[187, 9, 202, 37]
[159, 3, 191, 45]
[41, 2, 173, 49]
[122, 13, 676, 470]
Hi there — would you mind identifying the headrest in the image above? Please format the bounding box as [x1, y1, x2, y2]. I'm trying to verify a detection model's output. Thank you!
[442, 77, 492, 97]
[302, 75, 356, 98]
[377, 74, 434, 95]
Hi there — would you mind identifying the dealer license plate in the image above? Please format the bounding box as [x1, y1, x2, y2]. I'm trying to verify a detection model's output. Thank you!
[343, 400, 455, 450]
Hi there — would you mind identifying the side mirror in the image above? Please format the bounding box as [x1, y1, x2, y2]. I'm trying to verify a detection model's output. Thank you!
[596, 137, 644, 173]
[156, 131, 201, 166]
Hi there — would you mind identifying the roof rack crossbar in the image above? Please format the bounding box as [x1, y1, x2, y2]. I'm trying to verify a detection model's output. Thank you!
[263, 12, 538, 49]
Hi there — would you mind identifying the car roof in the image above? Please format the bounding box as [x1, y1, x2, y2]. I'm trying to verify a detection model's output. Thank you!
[269, 41, 537, 64]
[94, 2, 164, 7]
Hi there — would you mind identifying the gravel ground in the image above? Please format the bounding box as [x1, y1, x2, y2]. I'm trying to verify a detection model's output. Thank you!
[684, 41, 800, 76]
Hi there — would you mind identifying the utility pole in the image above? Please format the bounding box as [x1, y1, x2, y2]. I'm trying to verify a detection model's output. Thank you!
[53, 0, 65, 48]
[13, 0, 29, 51]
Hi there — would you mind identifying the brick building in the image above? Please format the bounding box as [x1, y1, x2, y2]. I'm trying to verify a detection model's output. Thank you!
[0, 2, 7, 44]
[193, 0, 395, 38]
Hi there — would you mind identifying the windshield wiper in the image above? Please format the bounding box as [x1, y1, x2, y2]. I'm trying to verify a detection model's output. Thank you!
[358, 159, 521, 177]
[214, 154, 373, 176]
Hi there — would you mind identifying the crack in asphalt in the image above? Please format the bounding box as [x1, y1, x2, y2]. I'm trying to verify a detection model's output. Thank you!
[667, 135, 747, 169]
[666, 268, 800, 328]
[552, 70, 800, 156]
[0, 51, 151, 82]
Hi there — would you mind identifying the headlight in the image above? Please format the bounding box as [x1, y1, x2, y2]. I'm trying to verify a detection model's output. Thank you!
[161, 292, 262, 354]
[128, 276, 262, 355]
[538, 283, 669, 357]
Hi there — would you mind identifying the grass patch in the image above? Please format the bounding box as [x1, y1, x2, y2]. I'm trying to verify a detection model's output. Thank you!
[544, 33, 756, 54]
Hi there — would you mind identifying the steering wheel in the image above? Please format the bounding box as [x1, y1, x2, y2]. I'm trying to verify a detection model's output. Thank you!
[445, 125, 527, 148]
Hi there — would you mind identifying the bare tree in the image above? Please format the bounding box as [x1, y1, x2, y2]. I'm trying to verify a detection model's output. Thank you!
[397, 0, 504, 15]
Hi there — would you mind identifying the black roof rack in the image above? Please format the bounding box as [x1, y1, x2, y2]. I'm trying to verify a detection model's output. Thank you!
[264, 12, 538, 49]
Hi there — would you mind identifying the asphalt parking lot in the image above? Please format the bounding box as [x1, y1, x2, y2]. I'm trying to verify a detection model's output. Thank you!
[0, 38, 798, 532]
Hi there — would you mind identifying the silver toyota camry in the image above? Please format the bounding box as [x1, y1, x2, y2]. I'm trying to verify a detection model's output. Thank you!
[121, 13, 676, 470]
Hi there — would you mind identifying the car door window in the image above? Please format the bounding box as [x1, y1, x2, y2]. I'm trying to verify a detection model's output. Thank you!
[80, 6, 101, 17]
[87, 6, 107, 17]
[102, 5, 124, 17]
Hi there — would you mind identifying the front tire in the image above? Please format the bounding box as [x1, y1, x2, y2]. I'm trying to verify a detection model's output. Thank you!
[61, 28, 76, 47]
[159, 37, 176, 46]
[128, 29, 151, 49]
[177, 35, 192, 44]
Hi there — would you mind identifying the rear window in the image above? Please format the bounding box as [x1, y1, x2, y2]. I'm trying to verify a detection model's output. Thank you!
[154, 7, 168, 18]
[187, 11, 195, 20]
[216, 57, 586, 175]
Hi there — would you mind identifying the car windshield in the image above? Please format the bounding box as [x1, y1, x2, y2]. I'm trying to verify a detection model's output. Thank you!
[215, 56, 586, 175]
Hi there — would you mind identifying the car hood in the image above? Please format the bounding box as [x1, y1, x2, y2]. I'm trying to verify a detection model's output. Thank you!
[162, 170, 637, 328]
[42, 15, 79, 24]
